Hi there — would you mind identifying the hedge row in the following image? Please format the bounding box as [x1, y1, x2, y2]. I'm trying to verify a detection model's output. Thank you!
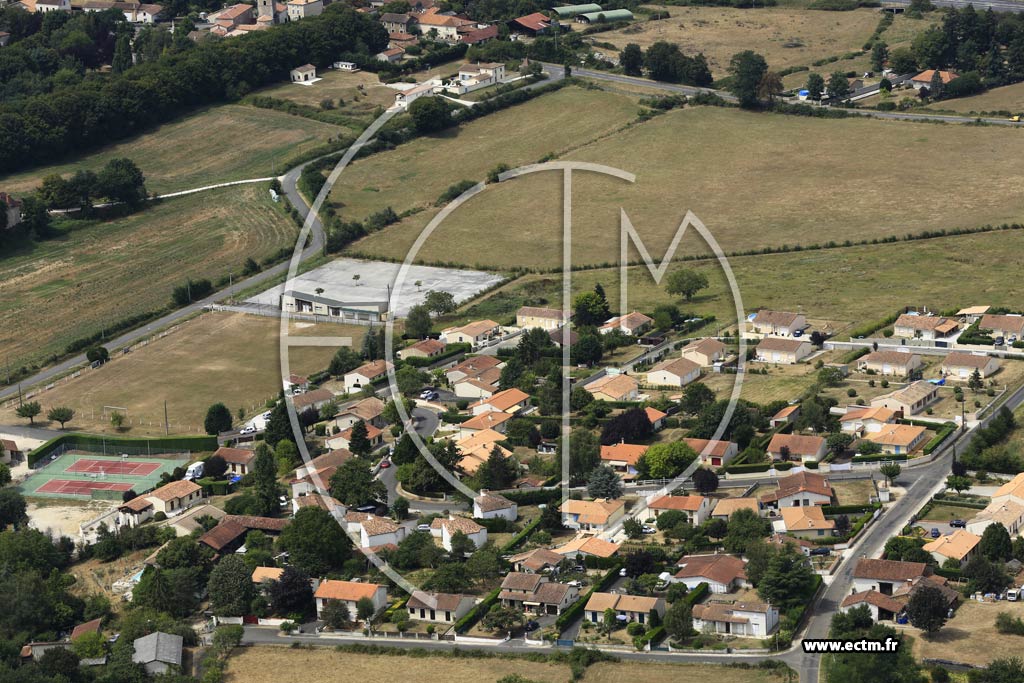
[453, 586, 501, 634]
[403, 343, 470, 368]
[634, 625, 665, 649]
[500, 516, 542, 553]
[28, 433, 217, 466]
[847, 311, 901, 340]
[721, 461, 794, 474]
[934, 566, 963, 580]
[923, 423, 958, 455]
[682, 581, 710, 608]
[851, 453, 908, 463]
[931, 495, 988, 510]
[555, 563, 623, 632]
[500, 488, 563, 506]
[822, 504, 879, 516]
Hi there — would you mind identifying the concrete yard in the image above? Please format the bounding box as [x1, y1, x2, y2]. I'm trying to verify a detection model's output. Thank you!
[247, 257, 506, 317]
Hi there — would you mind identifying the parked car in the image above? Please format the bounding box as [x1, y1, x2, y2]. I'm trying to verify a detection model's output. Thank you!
[524, 620, 539, 632]
[619, 568, 628, 577]
[416, 523, 432, 532]
[949, 519, 967, 528]
[425, 391, 439, 400]
[355, 504, 377, 513]
[419, 388, 435, 399]
[995, 336, 1005, 346]
[809, 547, 831, 556]
[930, 528, 941, 538]
[379, 459, 391, 469]
[642, 526, 657, 534]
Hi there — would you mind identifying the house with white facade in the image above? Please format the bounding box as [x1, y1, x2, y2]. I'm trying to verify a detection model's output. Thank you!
[692, 601, 779, 637]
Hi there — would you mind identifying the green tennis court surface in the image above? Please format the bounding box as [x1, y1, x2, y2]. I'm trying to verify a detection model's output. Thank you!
[20, 451, 183, 500]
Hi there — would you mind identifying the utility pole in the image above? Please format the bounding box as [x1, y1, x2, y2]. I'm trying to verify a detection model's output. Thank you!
[164, 401, 169, 436]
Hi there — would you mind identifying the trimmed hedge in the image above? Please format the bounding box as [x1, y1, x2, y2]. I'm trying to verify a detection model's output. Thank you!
[822, 504, 879, 516]
[28, 433, 217, 466]
[555, 563, 623, 632]
[682, 582, 710, 608]
[403, 343, 470, 368]
[935, 566, 963, 580]
[931, 495, 988, 510]
[501, 516, 542, 552]
[923, 423, 958, 455]
[722, 461, 794, 474]
[634, 625, 665, 650]
[500, 488, 563, 506]
[851, 453, 908, 463]
[847, 311, 901, 340]
[453, 586, 501, 633]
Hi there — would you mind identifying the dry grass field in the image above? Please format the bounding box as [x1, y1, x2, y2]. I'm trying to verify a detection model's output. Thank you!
[597, 6, 883, 77]
[328, 86, 641, 226]
[927, 81, 1024, 114]
[0, 185, 297, 369]
[349, 105, 1024, 269]
[0, 313, 354, 435]
[253, 69, 398, 123]
[910, 598, 1024, 666]
[223, 647, 790, 683]
[0, 105, 343, 195]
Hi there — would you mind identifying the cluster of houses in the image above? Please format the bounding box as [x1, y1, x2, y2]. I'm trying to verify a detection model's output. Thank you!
[12, 0, 163, 23]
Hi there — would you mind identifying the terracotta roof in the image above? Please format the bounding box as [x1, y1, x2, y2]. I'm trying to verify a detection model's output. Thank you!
[314, 580, 383, 602]
[600, 311, 654, 332]
[223, 515, 290, 532]
[752, 310, 800, 327]
[417, 7, 471, 26]
[780, 506, 834, 532]
[212, 3, 252, 19]
[147, 480, 201, 502]
[853, 558, 927, 582]
[757, 337, 809, 353]
[894, 314, 952, 331]
[554, 535, 620, 558]
[306, 449, 353, 472]
[675, 554, 747, 585]
[865, 424, 927, 448]
[402, 339, 445, 356]
[213, 446, 256, 466]
[859, 351, 920, 367]
[336, 397, 385, 421]
[693, 601, 772, 623]
[501, 572, 544, 592]
[873, 381, 938, 407]
[911, 69, 958, 84]
[683, 338, 727, 358]
[973, 499, 1024, 527]
[339, 422, 383, 442]
[585, 592, 659, 614]
[841, 407, 895, 424]
[408, 591, 470, 611]
[767, 433, 825, 457]
[958, 306, 990, 316]
[511, 11, 549, 31]
[380, 11, 413, 22]
[119, 496, 154, 513]
[684, 438, 735, 458]
[534, 581, 575, 604]
[772, 405, 799, 420]
[517, 306, 567, 321]
[447, 355, 502, 377]
[600, 442, 648, 466]
[648, 357, 700, 379]
[199, 520, 247, 551]
[509, 547, 563, 571]
[993, 472, 1024, 501]
[361, 516, 401, 536]
[943, 352, 997, 370]
[922, 530, 980, 561]
[980, 314, 1024, 335]
[649, 494, 705, 512]
[767, 532, 815, 550]
[472, 388, 529, 412]
[349, 360, 392, 381]
[645, 407, 667, 423]
[462, 411, 512, 431]
[460, 24, 498, 43]
[446, 320, 500, 338]
[70, 618, 102, 641]
[475, 492, 515, 512]
[0, 438, 17, 451]
[439, 516, 484, 535]
[761, 470, 834, 503]
[292, 388, 336, 411]
[585, 374, 639, 400]
[252, 566, 284, 583]
[294, 493, 343, 511]
[560, 498, 624, 526]
[711, 498, 759, 518]
[583, 591, 618, 613]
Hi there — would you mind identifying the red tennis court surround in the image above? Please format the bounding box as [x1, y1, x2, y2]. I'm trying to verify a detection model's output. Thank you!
[64, 458, 161, 476]
[35, 479, 134, 495]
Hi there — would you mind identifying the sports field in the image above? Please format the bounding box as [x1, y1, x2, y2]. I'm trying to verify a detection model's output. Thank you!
[0, 104, 344, 195]
[0, 184, 298, 370]
[349, 105, 1024, 269]
[21, 452, 181, 500]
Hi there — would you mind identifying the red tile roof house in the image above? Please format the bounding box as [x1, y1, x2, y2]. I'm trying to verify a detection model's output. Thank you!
[892, 313, 959, 340]
[749, 310, 806, 337]
[692, 600, 779, 637]
[674, 553, 749, 593]
[314, 580, 388, 620]
[509, 11, 551, 35]
[144, 479, 203, 515]
[941, 352, 1000, 380]
[645, 406, 668, 431]
[599, 442, 648, 479]
[766, 433, 827, 464]
[332, 396, 386, 431]
[497, 573, 580, 615]
[430, 516, 487, 551]
[599, 311, 654, 337]
[769, 405, 800, 428]
[684, 437, 739, 468]
[406, 591, 477, 624]
[760, 471, 835, 511]
[327, 422, 384, 451]
[850, 558, 929, 596]
[648, 494, 710, 526]
[910, 69, 959, 91]
[397, 338, 446, 360]
[343, 360, 393, 393]
[212, 446, 256, 476]
[856, 350, 923, 378]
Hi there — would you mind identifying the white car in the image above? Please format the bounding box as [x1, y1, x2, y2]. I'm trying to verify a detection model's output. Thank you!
[642, 526, 657, 534]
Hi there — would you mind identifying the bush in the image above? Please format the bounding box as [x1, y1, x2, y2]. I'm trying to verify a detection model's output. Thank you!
[626, 622, 646, 636]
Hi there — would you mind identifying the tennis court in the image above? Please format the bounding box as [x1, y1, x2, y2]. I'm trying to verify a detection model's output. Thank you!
[20, 451, 185, 501]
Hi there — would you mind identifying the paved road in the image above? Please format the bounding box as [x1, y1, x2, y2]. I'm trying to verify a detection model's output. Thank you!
[0, 424, 65, 442]
[376, 405, 463, 512]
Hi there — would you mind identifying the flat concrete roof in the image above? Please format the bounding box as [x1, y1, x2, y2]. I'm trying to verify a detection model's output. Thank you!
[247, 257, 504, 317]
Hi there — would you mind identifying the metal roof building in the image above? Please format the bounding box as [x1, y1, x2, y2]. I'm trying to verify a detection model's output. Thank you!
[551, 3, 601, 17]
[575, 8, 633, 23]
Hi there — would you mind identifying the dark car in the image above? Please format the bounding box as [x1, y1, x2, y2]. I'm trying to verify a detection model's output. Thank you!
[930, 528, 941, 538]
[524, 620, 539, 632]
[809, 547, 831, 556]
[950, 519, 967, 528]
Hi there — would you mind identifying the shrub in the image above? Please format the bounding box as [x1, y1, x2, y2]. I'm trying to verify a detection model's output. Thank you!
[627, 622, 646, 636]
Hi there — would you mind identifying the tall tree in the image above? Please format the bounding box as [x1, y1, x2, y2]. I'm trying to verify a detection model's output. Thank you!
[563, 429, 600, 485]
[827, 71, 851, 100]
[478, 446, 517, 489]
[264, 400, 294, 449]
[905, 583, 948, 635]
[621, 43, 643, 76]
[204, 403, 233, 435]
[275, 508, 352, 576]
[251, 443, 279, 516]
[329, 458, 385, 506]
[980, 523, 1013, 562]
[268, 566, 314, 616]
[405, 304, 432, 339]
[347, 420, 372, 457]
[692, 467, 719, 495]
[756, 544, 815, 610]
[424, 290, 456, 315]
[586, 465, 623, 499]
[111, 31, 131, 74]
[665, 269, 709, 302]
[207, 555, 254, 617]
[728, 50, 768, 108]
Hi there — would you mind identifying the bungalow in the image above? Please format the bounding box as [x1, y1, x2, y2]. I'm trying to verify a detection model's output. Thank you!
[509, 547, 564, 573]
[290, 64, 317, 83]
[922, 529, 981, 567]
[446, 355, 503, 384]
[516, 306, 568, 330]
[431, 516, 487, 551]
[509, 11, 551, 35]
[359, 516, 406, 550]
[333, 396, 386, 431]
[775, 506, 835, 539]
[769, 405, 800, 427]
[840, 590, 905, 622]
[343, 360, 393, 393]
[584, 593, 665, 626]
[979, 314, 1024, 340]
[680, 338, 728, 367]
[377, 46, 406, 63]
[292, 388, 337, 413]
[212, 446, 256, 476]
[646, 357, 701, 388]
[864, 423, 929, 455]
[599, 311, 654, 336]
[445, 62, 506, 95]
[314, 580, 388, 619]
[554, 535, 621, 560]
[328, 422, 383, 451]
[941, 352, 1000, 380]
[144, 480, 203, 515]
[710, 498, 760, 521]
[295, 448, 352, 478]
[398, 338, 446, 361]
[498, 574, 579, 615]
[473, 492, 518, 521]
[471, 388, 530, 416]
[749, 310, 805, 337]
[459, 410, 512, 437]
[440, 319, 500, 346]
[648, 495, 710, 526]
[870, 381, 939, 416]
[910, 69, 959, 91]
[856, 351, 922, 378]
[599, 442, 647, 478]
[163, 504, 225, 536]
[132, 632, 183, 676]
[892, 313, 958, 340]
[407, 591, 476, 624]
[692, 601, 779, 637]
[199, 519, 248, 554]
[968, 472, 1024, 536]
[766, 433, 827, 463]
[760, 471, 835, 510]
[674, 553, 749, 593]
[755, 337, 813, 365]
[560, 498, 625, 532]
[684, 438, 739, 468]
[585, 374, 640, 402]
[252, 566, 284, 587]
[840, 406, 896, 435]
[851, 558, 928, 596]
[645, 406, 668, 431]
[455, 428, 512, 474]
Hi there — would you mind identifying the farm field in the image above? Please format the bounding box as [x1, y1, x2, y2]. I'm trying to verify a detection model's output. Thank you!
[927, 80, 1024, 114]
[328, 85, 641, 225]
[223, 647, 791, 683]
[253, 69, 398, 124]
[349, 105, 1024, 269]
[910, 598, 1024, 666]
[0, 185, 298, 370]
[0, 312, 353, 435]
[596, 6, 893, 77]
[0, 105, 343, 195]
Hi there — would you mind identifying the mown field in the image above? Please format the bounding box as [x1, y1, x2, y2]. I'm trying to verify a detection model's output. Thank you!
[349, 104, 1024, 269]
[0, 104, 343, 195]
[253, 69, 398, 125]
[0, 184, 297, 369]
[328, 85, 642, 227]
[0, 312, 352, 435]
[223, 647, 791, 683]
[927, 80, 1024, 114]
[596, 6, 885, 77]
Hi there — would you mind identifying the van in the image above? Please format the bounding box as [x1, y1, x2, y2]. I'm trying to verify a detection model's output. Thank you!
[185, 462, 204, 480]
[1009, 589, 1020, 602]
